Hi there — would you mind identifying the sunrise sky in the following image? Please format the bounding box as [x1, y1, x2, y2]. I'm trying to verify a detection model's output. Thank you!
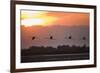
[21, 10, 89, 49]
[21, 10, 89, 27]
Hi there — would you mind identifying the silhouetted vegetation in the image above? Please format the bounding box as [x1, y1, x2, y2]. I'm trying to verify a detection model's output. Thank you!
[21, 45, 89, 56]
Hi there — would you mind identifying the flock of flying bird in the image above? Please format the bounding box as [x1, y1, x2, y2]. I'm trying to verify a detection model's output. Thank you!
[32, 36, 86, 40]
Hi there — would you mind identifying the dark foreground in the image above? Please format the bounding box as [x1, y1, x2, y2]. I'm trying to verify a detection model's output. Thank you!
[21, 53, 89, 63]
[21, 45, 89, 63]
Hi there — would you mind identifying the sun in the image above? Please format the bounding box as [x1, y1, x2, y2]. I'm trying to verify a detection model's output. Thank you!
[21, 18, 44, 27]
[21, 11, 58, 27]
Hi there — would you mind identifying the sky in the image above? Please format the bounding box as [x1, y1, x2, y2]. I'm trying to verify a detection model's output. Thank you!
[21, 10, 89, 49]
[21, 10, 89, 27]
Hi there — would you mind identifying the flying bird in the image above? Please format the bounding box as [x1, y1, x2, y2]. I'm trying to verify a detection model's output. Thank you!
[68, 36, 72, 39]
[50, 36, 53, 40]
[32, 36, 36, 40]
[82, 37, 86, 40]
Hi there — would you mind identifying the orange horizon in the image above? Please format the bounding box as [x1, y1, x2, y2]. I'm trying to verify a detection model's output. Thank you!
[21, 10, 89, 27]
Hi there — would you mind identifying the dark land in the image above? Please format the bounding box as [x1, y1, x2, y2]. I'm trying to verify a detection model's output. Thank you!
[21, 45, 89, 63]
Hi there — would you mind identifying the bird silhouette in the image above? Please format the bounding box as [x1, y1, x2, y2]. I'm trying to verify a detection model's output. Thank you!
[32, 36, 35, 40]
[68, 36, 72, 39]
[50, 36, 53, 40]
[82, 37, 86, 40]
